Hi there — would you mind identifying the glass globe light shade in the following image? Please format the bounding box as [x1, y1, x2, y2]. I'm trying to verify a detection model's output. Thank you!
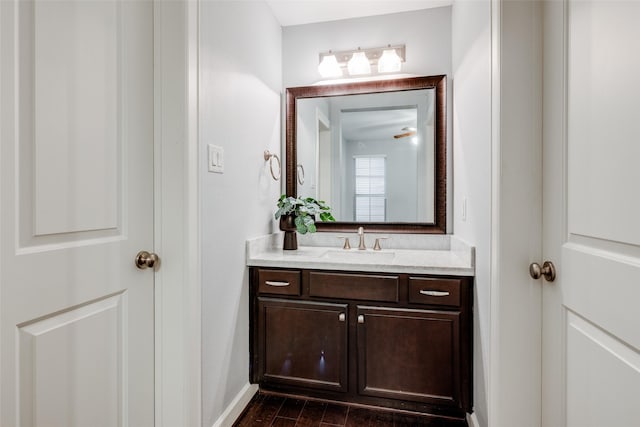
[317, 54, 342, 78]
[347, 51, 371, 76]
[377, 48, 402, 73]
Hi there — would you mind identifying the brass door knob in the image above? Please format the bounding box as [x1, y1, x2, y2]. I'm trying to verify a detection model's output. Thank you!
[135, 251, 159, 270]
[529, 261, 556, 282]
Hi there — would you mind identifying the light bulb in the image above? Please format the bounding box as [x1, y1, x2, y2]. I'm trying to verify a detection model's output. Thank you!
[347, 51, 371, 76]
[317, 54, 342, 78]
[377, 48, 402, 73]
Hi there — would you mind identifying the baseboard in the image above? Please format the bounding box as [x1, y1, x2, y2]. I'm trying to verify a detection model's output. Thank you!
[212, 383, 259, 427]
[467, 412, 481, 427]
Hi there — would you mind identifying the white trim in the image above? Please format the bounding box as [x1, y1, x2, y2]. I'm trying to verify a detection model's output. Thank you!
[154, 0, 201, 426]
[185, 0, 202, 425]
[211, 383, 259, 427]
[314, 107, 329, 193]
[153, 1, 163, 421]
[316, 107, 330, 130]
[467, 412, 482, 427]
[488, 0, 501, 427]
[489, 2, 544, 426]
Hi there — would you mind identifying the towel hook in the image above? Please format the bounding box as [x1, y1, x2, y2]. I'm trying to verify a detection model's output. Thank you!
[263, 150, 281, 181]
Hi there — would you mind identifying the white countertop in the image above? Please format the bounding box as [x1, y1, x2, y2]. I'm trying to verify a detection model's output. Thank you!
[246, 233, 475, 276]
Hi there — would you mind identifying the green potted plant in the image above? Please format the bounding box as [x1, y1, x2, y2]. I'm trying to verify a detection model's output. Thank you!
[275, 195, 335, 250]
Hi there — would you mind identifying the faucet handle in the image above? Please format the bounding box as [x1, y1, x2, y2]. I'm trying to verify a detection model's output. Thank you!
[373, 237, 388, 251]
[337, 236, 351, 250]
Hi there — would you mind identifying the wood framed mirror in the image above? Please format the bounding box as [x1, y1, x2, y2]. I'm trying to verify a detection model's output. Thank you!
[286, 75, 446, 233]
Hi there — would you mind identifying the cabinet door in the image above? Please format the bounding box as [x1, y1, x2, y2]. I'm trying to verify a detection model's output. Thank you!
[357, 306, 461, 407]
[258, 298, 348, 392]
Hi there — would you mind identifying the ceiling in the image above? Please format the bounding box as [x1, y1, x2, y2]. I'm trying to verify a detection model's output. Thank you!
[341, 108, 417, 142]
[265, 0, 453, 27]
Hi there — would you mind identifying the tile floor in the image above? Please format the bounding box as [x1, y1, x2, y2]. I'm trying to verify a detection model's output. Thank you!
[233, 392, 468, 426]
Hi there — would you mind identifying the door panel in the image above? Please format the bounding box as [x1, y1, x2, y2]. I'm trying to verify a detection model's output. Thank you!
[15, 0, 153, 250]
[1, 0, 154, 426]
[357, 307, 460, 407]
[566, 0, 640, 247]
[542, 1, 640, 426]
[32, 0, 119, 235]
[258, 298, 348, 392]
[563, 244, 640, 350]
[566, 311, 640, 427]
[19, 294, 125, 427]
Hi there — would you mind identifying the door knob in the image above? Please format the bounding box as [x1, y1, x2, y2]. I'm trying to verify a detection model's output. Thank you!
[529, 261, 556, 282]
[135, 251, 159, 270]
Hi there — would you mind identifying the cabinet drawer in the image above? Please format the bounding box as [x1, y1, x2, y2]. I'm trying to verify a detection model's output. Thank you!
[309, 272, 399, 302]
[257, 269, 301, 296]
[409, 277, 461, 307]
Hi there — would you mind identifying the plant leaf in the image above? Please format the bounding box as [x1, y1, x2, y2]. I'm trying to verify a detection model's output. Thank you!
[275, 195, 335, 232]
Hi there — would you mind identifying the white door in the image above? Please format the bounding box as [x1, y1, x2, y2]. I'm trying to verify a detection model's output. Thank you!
[0, 0, 155, 426]
[542, 1, 640, 426]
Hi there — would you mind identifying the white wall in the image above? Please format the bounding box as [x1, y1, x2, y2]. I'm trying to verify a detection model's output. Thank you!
[198, 2, 282, 426]
[451, 1, 492, 426]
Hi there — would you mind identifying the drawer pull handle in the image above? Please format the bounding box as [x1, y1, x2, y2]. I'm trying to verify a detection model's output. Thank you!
[357, 315, 365, 324]
[420, 290, 450, 297]
[338, 313, 346, 322]
[265, 281, 290, 287]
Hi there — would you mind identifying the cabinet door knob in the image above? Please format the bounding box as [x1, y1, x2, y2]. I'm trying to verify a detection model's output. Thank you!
[338, 313, 346, 322]
[357, 315, 365, 324]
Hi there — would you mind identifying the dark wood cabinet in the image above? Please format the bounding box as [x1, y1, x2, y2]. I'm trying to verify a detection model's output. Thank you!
[250, 267, 473, 419]
[357, 306, 460, 406]
[257, 298, 348, 392]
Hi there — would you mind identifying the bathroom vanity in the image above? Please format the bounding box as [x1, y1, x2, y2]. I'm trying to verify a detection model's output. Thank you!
[247, 234, 474, 419]
[246, 75, 474, 420]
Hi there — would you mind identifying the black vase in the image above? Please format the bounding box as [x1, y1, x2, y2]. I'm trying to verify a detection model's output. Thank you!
[279, 215, 298, 250]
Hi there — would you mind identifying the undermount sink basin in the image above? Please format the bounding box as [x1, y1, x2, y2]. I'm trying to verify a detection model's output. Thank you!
[321, 249, 396, 262]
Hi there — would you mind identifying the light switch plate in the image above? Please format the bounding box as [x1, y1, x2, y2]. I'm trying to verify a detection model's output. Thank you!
[208, 144, 224, 173]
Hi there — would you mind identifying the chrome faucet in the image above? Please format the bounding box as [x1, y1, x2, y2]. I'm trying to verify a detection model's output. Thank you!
[357, 226, 366, 250]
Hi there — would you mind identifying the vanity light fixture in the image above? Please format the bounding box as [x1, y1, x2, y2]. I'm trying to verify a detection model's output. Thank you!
[317, 44, 406, 79]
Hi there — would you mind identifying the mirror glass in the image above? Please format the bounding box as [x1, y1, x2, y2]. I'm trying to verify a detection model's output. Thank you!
[296, 89, 434, 223]
[286, 76, 446, 233]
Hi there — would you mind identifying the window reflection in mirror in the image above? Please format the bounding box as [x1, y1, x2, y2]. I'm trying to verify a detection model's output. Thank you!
[296, 89, 435, 223]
